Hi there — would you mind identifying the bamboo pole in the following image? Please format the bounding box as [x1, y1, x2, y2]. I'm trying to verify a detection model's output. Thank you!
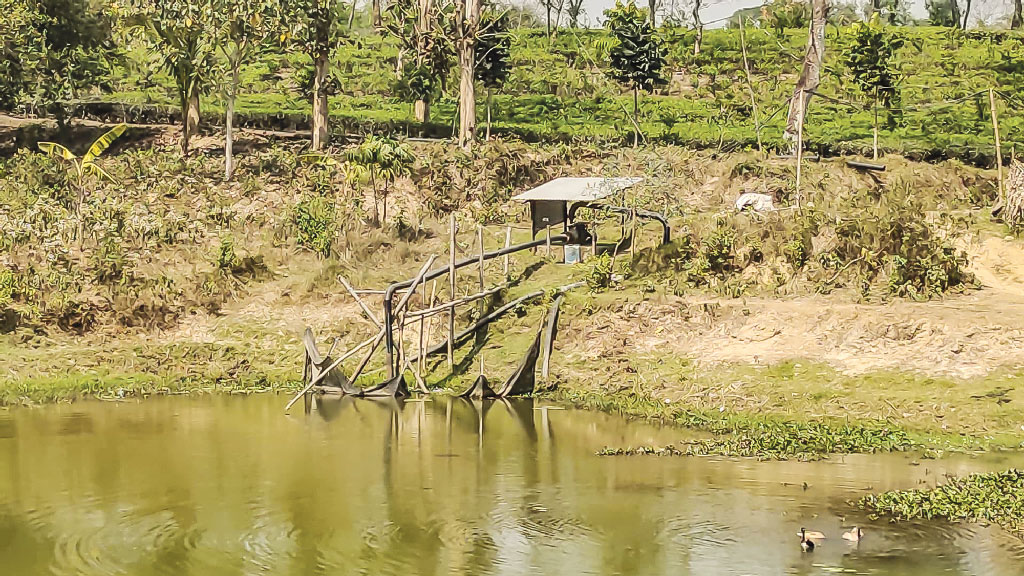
[338, 274, 382, 328]
[477, 225, 485, 293]
[416, 278, 427, 391]
[990, 88, 1005, 205]
[404, 283, 509, 320]
[503, 226, 511, 275]
[738, 16, 762, 153]
[630, 208, 636, 259]
[284, 330, 382, 412]
[448, 214, 456, 368]
[795, 89, 804, 210]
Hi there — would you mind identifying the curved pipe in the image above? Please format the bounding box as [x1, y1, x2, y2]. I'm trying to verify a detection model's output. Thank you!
[567, 202, 671, 245]
[382, 234, 569, 377]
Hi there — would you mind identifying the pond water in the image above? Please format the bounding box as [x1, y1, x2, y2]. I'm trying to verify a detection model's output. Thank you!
[1, 395, 1023, 576]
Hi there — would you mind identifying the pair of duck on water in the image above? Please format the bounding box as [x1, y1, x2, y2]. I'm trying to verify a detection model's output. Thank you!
[799, 527, 864, 552]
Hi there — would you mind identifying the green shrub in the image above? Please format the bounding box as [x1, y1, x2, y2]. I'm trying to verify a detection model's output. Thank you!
[783, 238, 808, 268]
[583, 252, 614, 291]
[293, 194, 337, 258]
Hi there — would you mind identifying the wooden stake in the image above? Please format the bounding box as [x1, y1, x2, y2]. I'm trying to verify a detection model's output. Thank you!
[503, 226, 511, 276]
[477, 225, 485, 293]
[447, 214, 456, 368]
[630, 208, 636, 259]
[872, 96, 879, 161]
[416, 277, 427, 391]
[795, 89, 804, 210]
[990, 88, 1005, 205]
[545, 226, 551, 258]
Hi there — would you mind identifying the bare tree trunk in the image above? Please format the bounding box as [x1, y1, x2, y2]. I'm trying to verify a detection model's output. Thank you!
[692, 0, 702, 55]
[372, 0, 382, 27]
[415, 100, 430, 123]
[486, 88, 492, 141]
[312, 51, 330, 150]
[348, 0, 357, 29]
[182, 81, 201, 156]
[962, 0, 971, 28]
[414, 0, 434, 124]
[1014, 0, 1022, 29]
[546, 3, 552, 38]
[225, 53, 241, 180]
[783, 0, 827, 153]
[648, 0, 657, 26]
[457, 0, 480, 150]
[951, 0, 961, 27]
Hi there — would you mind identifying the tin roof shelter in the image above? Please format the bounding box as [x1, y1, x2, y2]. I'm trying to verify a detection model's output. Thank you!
[511, 177, 643, 240]
[511, 177, 669, 251]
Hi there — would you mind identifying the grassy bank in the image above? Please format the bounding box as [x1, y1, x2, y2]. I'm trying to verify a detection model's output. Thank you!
[2, 137, 1023, 452]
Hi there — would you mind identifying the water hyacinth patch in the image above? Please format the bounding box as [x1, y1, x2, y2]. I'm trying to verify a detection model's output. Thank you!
[860, 469, 1024, 534]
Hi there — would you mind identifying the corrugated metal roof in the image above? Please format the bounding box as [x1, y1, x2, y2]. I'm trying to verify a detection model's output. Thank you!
[510, 177, 642, 202]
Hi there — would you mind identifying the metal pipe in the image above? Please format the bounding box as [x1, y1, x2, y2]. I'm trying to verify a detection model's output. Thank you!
[383, 234, 569, 377]
[568, 202, 671, 245]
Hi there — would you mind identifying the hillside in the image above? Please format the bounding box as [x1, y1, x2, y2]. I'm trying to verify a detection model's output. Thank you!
[63, 26, 1024, 162]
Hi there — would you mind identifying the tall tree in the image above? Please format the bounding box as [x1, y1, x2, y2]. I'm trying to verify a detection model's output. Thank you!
[455, 0, 481, 149]
[125, 0, 215, 155]
[2, 0, 114, 129]
[383, 0, 454, 124]
[0, 0, 38, 110]
[474, 10, 511, 141]
[605, 0, 666, 147]
[648, 0, 659, 26]
[692, 0, 702, 55]
[925, 0, 959, 26]
[783, 0, 827, 153]
[540, 0, 565, 38]
[842, 15, 904, 159]
[282, 0, 349, 150]
[211, 0, 280, 180]
[566, 0, 584, 27]
[1013, 0, 1022, 28]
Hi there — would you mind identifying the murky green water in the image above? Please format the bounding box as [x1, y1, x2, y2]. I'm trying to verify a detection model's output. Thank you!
[1, 395, 1023, 576]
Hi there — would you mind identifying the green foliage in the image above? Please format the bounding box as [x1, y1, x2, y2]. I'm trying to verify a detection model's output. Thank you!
[842, 16, 906, 124]
[293, 193, 337, 258]
[216, 236, 237, 270]
[861, 469, 1024, 534]
[603, 1, 666, 93]
[384, 0, 455, 105]
[0, 0, 114, 121]
[760, 0, 809, 33]
[783, 238, 808, 268]
[280, 0, 351, 57]
[559, 387, 914, 460]
[925, 0, 959, 27]
[598, 419, 913, 460]
[475, 11, 512, 90]
[583, 252, 614, 290]
[121, 0, 216, 114]
[37, 123, 127, 240]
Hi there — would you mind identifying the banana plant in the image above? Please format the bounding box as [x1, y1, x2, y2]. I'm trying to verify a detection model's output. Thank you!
[38, 123, 128, 244]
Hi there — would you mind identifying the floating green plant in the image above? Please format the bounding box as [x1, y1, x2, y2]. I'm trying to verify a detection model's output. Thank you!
[860, 469, 1024, 534]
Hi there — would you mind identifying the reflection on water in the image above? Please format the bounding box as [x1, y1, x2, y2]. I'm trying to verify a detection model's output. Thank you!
[0, 395, 1023, 576]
